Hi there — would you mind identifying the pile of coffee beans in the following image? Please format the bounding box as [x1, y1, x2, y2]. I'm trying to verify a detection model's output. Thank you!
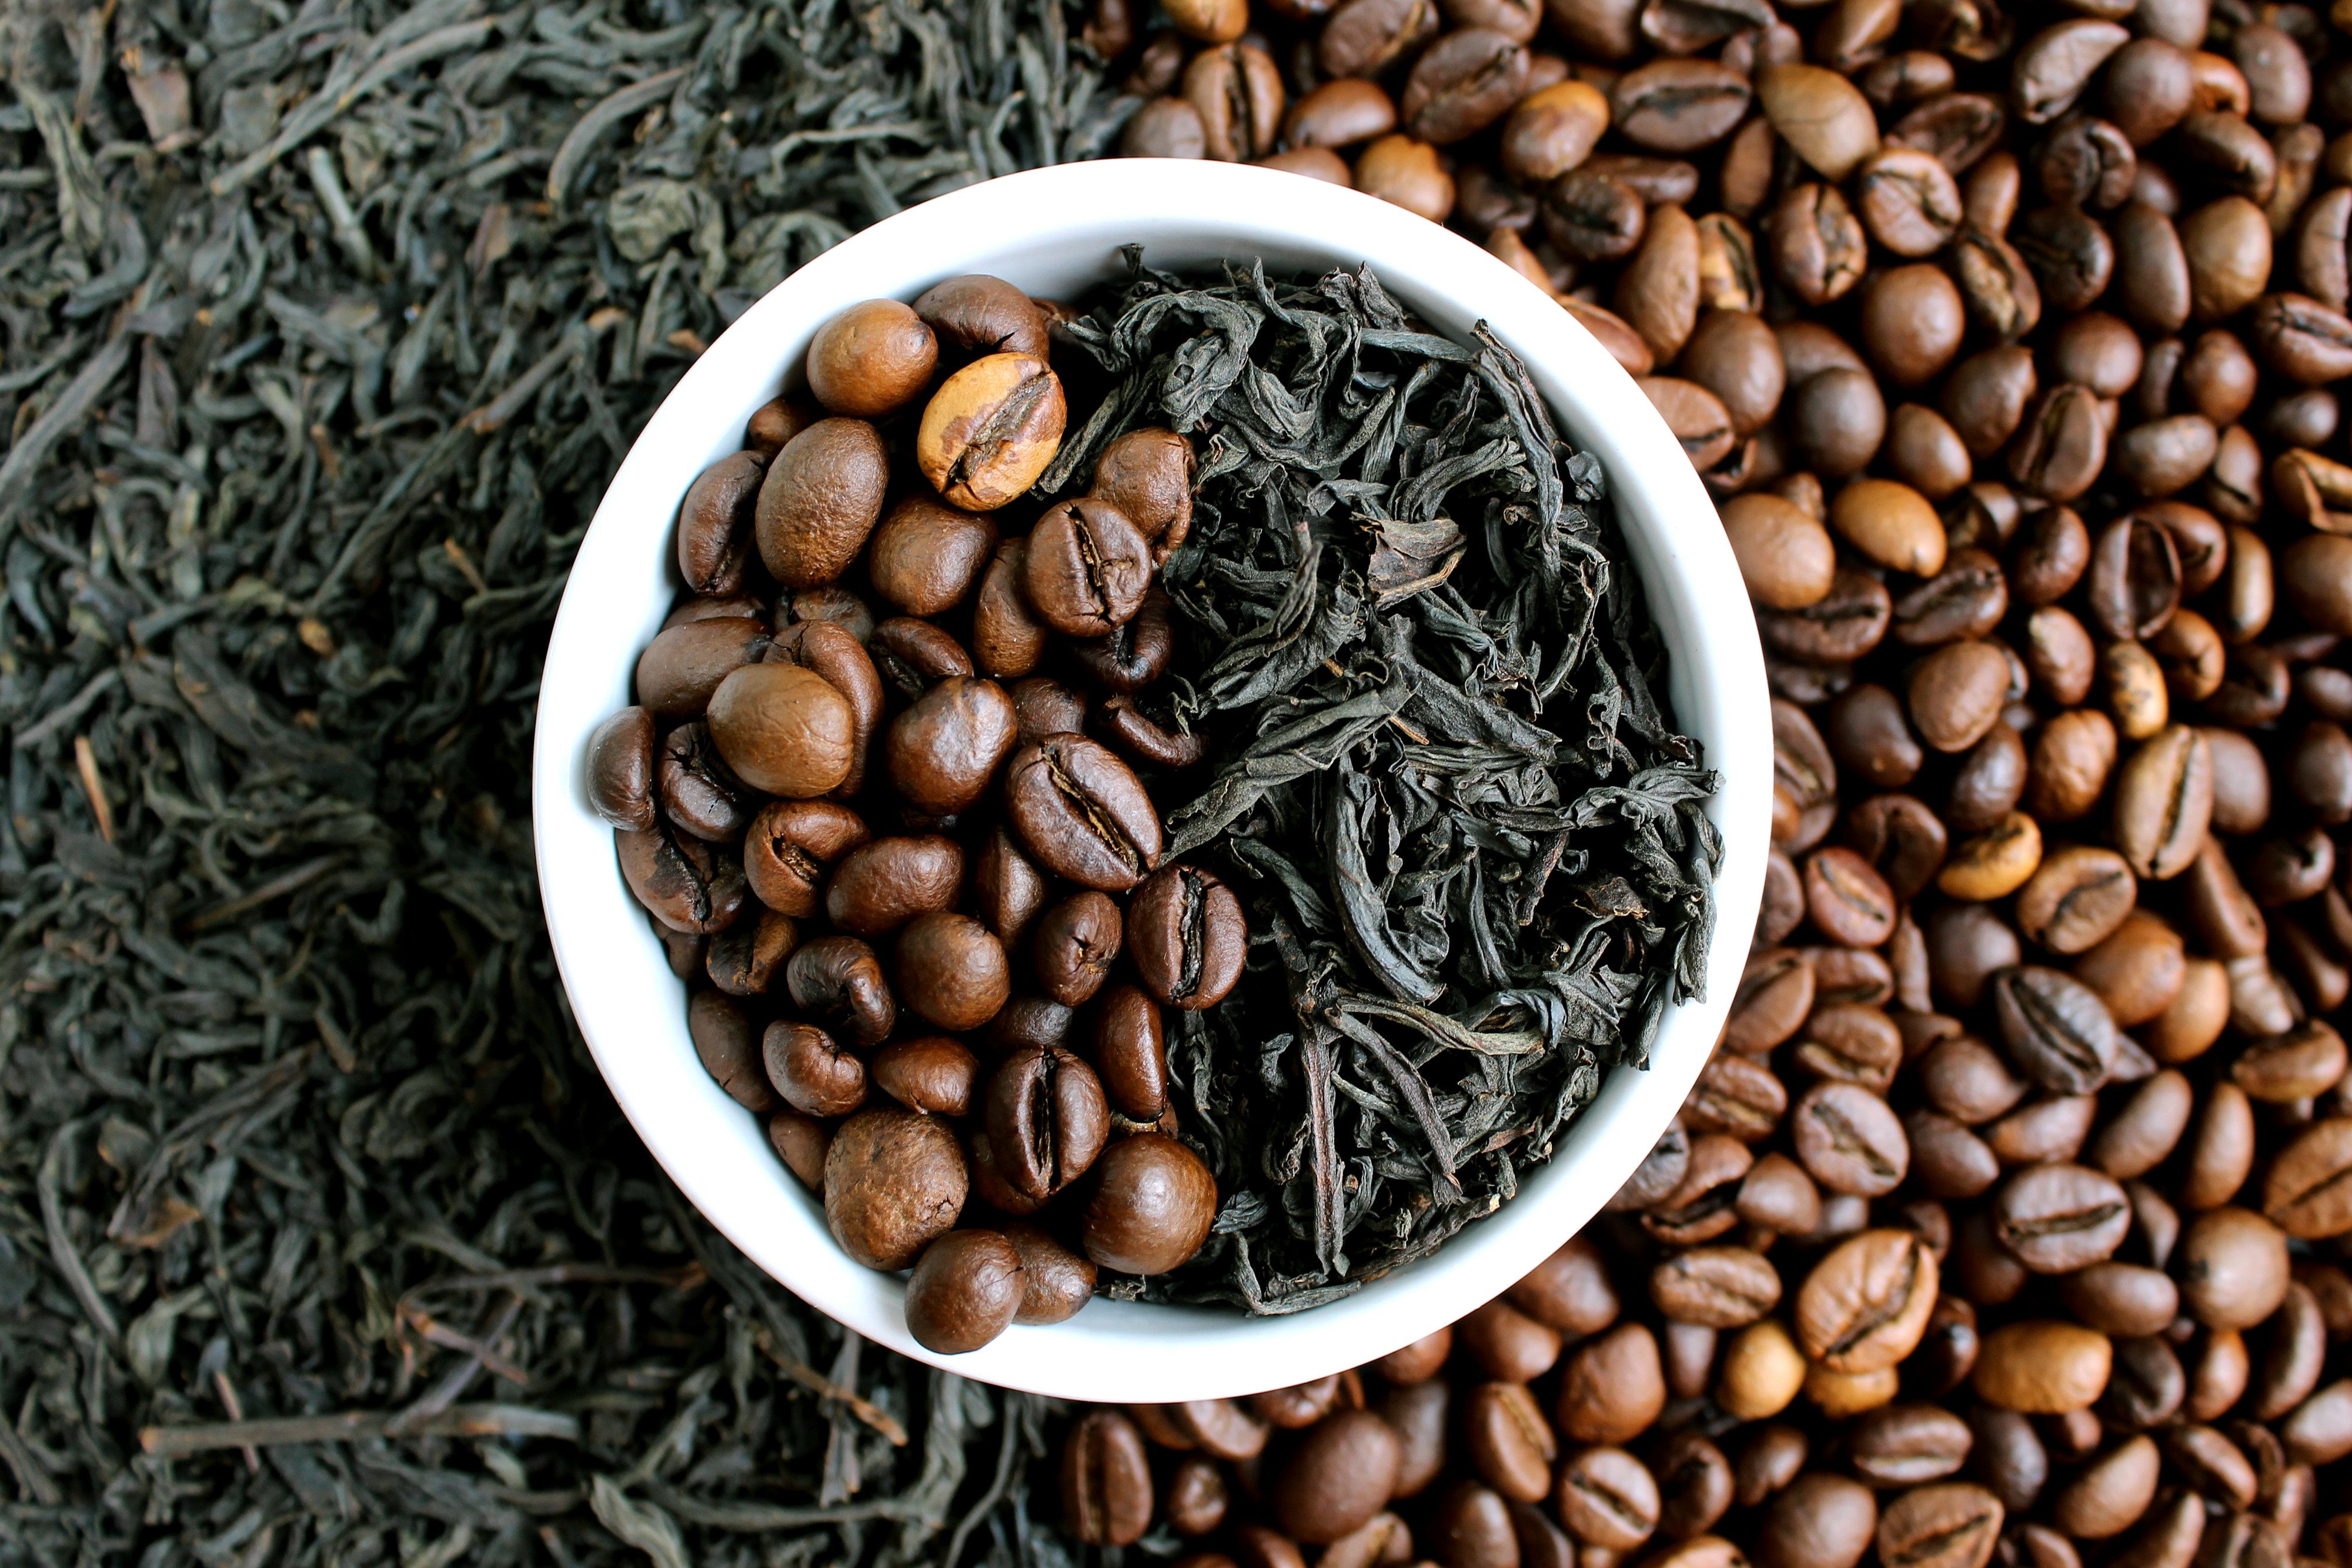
[584, 277, 1246, 1355]
[1041, 0, 2352, 1562]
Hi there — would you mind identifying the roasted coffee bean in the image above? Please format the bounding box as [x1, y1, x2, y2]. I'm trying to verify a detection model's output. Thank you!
[895, 911, 1009, 1031]
[985, 1045, 1110, 1204]
[757, 417, 891, 589]
[869, 617, 974, 698]
[1080, 1132, 1217, 1275]
[1025, 498, 1151, 637]
[619, 823, 747, 935]
[1063, 1409, 1154, 1546]
[1031, 891, 1122, 1008]
[1556, 1322, 1665, 1442]
[689, 990, 773, 1111]
[2177, 1205, 2291, 1330]
[824, 834, 961, 935]
[743, 798, 868, 917]
[1795, 1228, 1939, 1372]
[1992, 1161, 2131, 1272]
[1005, 735, 1162, 891]
[869, 1036, 978, 1118]
[916, 275, 1050, 362]
[1459, 1382, 1555, 1504]
[787, 934, 896, 1047]
[1991, 965, 2119, 1092]
[866, 497, 998, 618]
[1070, 586, 1174, 693]
[1793, 1080, 1909, 1198]
[1851, 1405, 1975, 1486]
[878, 674, 1015, 816]
[823, 1106, 967, 1271]
[973, 537, 1051, 678]
[904, 1228, 1024, 1353]
[1124, 862, 1246, 1011]
[1762, 1472, 1876, 1568]
[917, 352, 1065, 511]
[587, 706, 658, 831]
[637, 616, 771, 721]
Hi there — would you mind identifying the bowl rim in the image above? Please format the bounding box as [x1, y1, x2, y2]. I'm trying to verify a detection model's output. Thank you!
[531, 158, 1771, 1401]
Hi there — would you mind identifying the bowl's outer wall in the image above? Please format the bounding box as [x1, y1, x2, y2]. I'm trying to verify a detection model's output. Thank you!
[532, 161, 1770, 1400]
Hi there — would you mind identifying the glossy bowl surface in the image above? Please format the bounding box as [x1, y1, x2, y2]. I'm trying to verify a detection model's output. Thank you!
[533, 159, 1770, 1400]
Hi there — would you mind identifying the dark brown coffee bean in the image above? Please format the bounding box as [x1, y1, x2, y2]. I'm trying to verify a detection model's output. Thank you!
[689, 989, 773, 1111]
[588, 706, 658, 831]
[1761, 1472, 1876, 1568]
[786, 935, 895, 1048]
[1795, 1081, 1909, 1197]
[1606, 1122, 1693, 1213]
[1080, 1132, 1217, 1275]
[1806, 846, 1896, 947]
[636, 616, 771, 721]
[868, 616, 973, 701]
[1653, 1429, 1732, 1539]
[1993, 1161, 2131, 1272]
[985, 1045, 1109, 1204]
[915, 275, 1050, 362]
[1555, 1322, 1665, 1443]
[1542, 169, 1646, 262]
[756, 417, 891, 590]
[1992, 965, 2119, 1092]
[743, 798, 868, 917]
[1005, 735, 1161, 892]
[654, 721, 751, 843]
[904, 1228, 1023, 1353]
[699, 651, 857, 800]
[1030, 891, 1121, 1008]
[677, 451, 769, 598]
[2008, 383, 2109, 502]
[1319, 0, 1441, 78]
[1611, 58, 1750, 152]
[1063, 1409, 1154, 1545]
[1876, 1484, 2004, 1568]
[1943, 347, 2039, 461]
[1087, 982, 1167, 1124]
[1025, 498, 1151, 638]
[1856, 151, 1964, 258]
[1556, 1443, 1660, 1549]
[1652, 1245, 1780, 1327]
[1284, 77, 1401, 149]
[864, 497, 998, 618]
[2014, 206, 2116, 313]
[1183, 41, 1285, 161]
[870, 1036, 978, 1117]
[823, 834, 961, 935]
[1758, 567, 1891, 663]
[2041, 115, 2137, 210]
[1843, 793, 1949, 901]
[1768, 184, 1869, 306]
[1924, 904, 2023, 1012]
[1164, 1453, 1228, 1535]
[1400, 28, 1527, 143]
[2177, 1206, 2291, 1330]
[884, 675, 1018, 817]
[823, 1105, 967, 1270]
[1851, 1405, 1975, 1485]
[1686, 1049, 1789, 1139]
[2263, 1117, 2352, 1238]
[1125, 862, 1245, 1010]
[619, 823, 747, 935]
[1457, 1382, 1553, 1504]
[1795, 1228, 1939, 1372]
[705, 906, 798, 997]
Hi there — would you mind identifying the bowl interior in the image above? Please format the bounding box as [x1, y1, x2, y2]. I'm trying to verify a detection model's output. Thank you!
[532, 160, 1771, 1401]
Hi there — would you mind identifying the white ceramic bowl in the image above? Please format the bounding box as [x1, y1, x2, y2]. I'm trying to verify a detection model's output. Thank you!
[534, 159, 1770, 1401]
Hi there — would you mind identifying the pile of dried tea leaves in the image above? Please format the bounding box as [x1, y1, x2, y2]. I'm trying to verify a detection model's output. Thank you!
[1041, 259, 1722, 1312]
[0, 2, 1135, 1564]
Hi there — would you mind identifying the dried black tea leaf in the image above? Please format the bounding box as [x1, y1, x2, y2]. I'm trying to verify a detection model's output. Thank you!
[0, 2, 1130, 1563]
[1047, 256, 1722, 1311]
